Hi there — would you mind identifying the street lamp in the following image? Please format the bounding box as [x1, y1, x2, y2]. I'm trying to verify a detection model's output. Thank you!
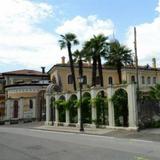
[78, 53, 84, 132]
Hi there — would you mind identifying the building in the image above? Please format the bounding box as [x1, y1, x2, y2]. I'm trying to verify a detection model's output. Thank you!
[45, 57, 160, 129]
[3, 69, 49, 123]
[48, 57, 160, 92]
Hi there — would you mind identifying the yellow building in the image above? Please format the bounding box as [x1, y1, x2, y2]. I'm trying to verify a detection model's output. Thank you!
[3, 69, 49, 122]
[48, 57, 159, 92]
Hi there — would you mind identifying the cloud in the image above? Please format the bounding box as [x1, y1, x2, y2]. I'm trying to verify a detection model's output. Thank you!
[0, 0, 63, 70]
[125, 0, 160, 66]
[0, 1, 115, 71]
[56, 15, 115, 43]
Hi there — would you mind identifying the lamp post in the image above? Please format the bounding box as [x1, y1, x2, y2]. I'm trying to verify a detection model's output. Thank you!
[78, 53, 84, 132]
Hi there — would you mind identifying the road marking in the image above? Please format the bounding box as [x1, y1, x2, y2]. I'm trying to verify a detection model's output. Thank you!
[135, 156, 150, 160]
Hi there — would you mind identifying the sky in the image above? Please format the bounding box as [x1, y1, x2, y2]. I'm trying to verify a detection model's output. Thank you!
[0, 0, 159, 72]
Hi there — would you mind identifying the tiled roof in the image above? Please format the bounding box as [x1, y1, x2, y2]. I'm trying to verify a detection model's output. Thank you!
[2, 69, 48, 76]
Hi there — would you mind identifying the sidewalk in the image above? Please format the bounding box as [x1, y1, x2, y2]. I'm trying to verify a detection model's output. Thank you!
[33, 125, 160, 142]
[33, 125, 114, 135]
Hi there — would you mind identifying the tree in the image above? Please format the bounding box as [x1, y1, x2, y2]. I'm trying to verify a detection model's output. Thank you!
[106, 40, 133, 84]
[83, 34, 108, 87]
[59, 33, 79, 91]
[149, 84, 160, 101]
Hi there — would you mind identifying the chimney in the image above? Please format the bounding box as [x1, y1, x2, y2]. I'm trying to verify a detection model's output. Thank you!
[61, 56, 65, 64]
[41, 66, 45, 74]
[152, 58, 156, 68]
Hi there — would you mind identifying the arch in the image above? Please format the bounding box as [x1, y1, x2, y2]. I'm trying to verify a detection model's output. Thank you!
[13, 100, 18, 118]
[131, 75, 135, 83]
[108, 76, 113, 85]
[57, 95, 66, 122]
[68, 75, 73, 84]
[82, 92, 91, 123]
[96, 89, 107, 97]
[112, 88, 128, 127]
[96, 90, 108, 125]
[82, 92, 91, 98]
[29, 99, 33, 109]
[141, 76, 145, 84]
[50, 97, 55, 123]
[147, 76, 151, 84]
[59, 95, 65, 100]
[68, 94, 78, 123]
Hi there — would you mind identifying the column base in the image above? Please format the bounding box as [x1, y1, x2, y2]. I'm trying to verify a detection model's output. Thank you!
[90, 123, 96, 128]
[76, 123, 80, 127]
[45, 121, 52, 126]
[54, 121, 59, 126]
[64, 123, 69, 127]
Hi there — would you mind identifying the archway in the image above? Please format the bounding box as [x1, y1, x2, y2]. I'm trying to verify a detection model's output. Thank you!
[96, 90, 108, 125]
[50, 97, 55, 124]
[82, 92, 91, 123]
[112, 88, 128, 127]
[13, 100, 18, 118]
[69, 94, 77, 123]
[57, 95, 66, 123]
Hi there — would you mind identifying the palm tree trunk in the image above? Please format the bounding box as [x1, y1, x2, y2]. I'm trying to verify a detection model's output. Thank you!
[67, 44, 77, 91]
[97, 55, 103, 87]
[92, 56, 97, 86]
[117, 66, 122, 84]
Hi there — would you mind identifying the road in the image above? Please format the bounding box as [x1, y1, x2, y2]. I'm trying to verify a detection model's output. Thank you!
[0, 126, 159, 160]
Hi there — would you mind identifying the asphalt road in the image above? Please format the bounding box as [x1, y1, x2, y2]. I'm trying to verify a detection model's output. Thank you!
[0, 126, 159, 160]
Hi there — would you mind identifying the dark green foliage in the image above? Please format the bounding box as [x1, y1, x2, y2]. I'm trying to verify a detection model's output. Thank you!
[149, 84, 160, 101]
[81, 96, 91, 123]
[92, 96, 108, 126]
[105, 40, 133, 84]
[112, 89, 128, 127]
[59, 33, 79, 91]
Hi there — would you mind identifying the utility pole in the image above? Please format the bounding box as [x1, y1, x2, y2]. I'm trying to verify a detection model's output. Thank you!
[134, 27, 139, 95]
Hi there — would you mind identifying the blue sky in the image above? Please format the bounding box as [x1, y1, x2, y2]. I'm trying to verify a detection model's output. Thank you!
[0, 0, 159, 72]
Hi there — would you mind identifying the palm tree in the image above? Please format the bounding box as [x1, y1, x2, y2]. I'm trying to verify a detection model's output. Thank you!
[83, 34, 108, 87]
[106, 40, 133, 84]
[59, 33, 79, 91]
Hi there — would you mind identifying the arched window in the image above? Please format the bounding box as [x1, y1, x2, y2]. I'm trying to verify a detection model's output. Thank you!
[83, 75, 87, 84]
[68, 75, 73, 84]
[131, 75, 135, 83]
[96, 76, 100, 85]
[153, 77, 156, 84]
[13, 100, 18, 118]
[147, 76, 151, 84]
[108, 76, 113, 85]
[141, 76, 145, 84]
[29, 99, 33, 109]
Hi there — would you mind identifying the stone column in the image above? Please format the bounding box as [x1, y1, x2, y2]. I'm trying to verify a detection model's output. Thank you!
[54, 95, 59, 126]
[19, 98, 24, 120]
[64, 94, 70, 126]
[90, 88, 97, 127]
[32, 98, 36, 119]
[107, 86, 115, 127]
[55, 106, 59, 126]
[45, 93, 51, 125]
[127, 84, 138, 129]
[6, 99, 11, 120]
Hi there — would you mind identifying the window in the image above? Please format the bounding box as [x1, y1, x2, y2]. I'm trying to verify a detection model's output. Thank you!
[68, 75, 73, 84]
[141, 76, 145, 84]
[96, 76, 100, 85]
[29, 99, 33, 109]
[83, 76, 87, 84]
[147, 77, 151, 84]
[153, 77, 156, 84]
[108, 77, 113, 85]
[131, 75, 135, 83]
